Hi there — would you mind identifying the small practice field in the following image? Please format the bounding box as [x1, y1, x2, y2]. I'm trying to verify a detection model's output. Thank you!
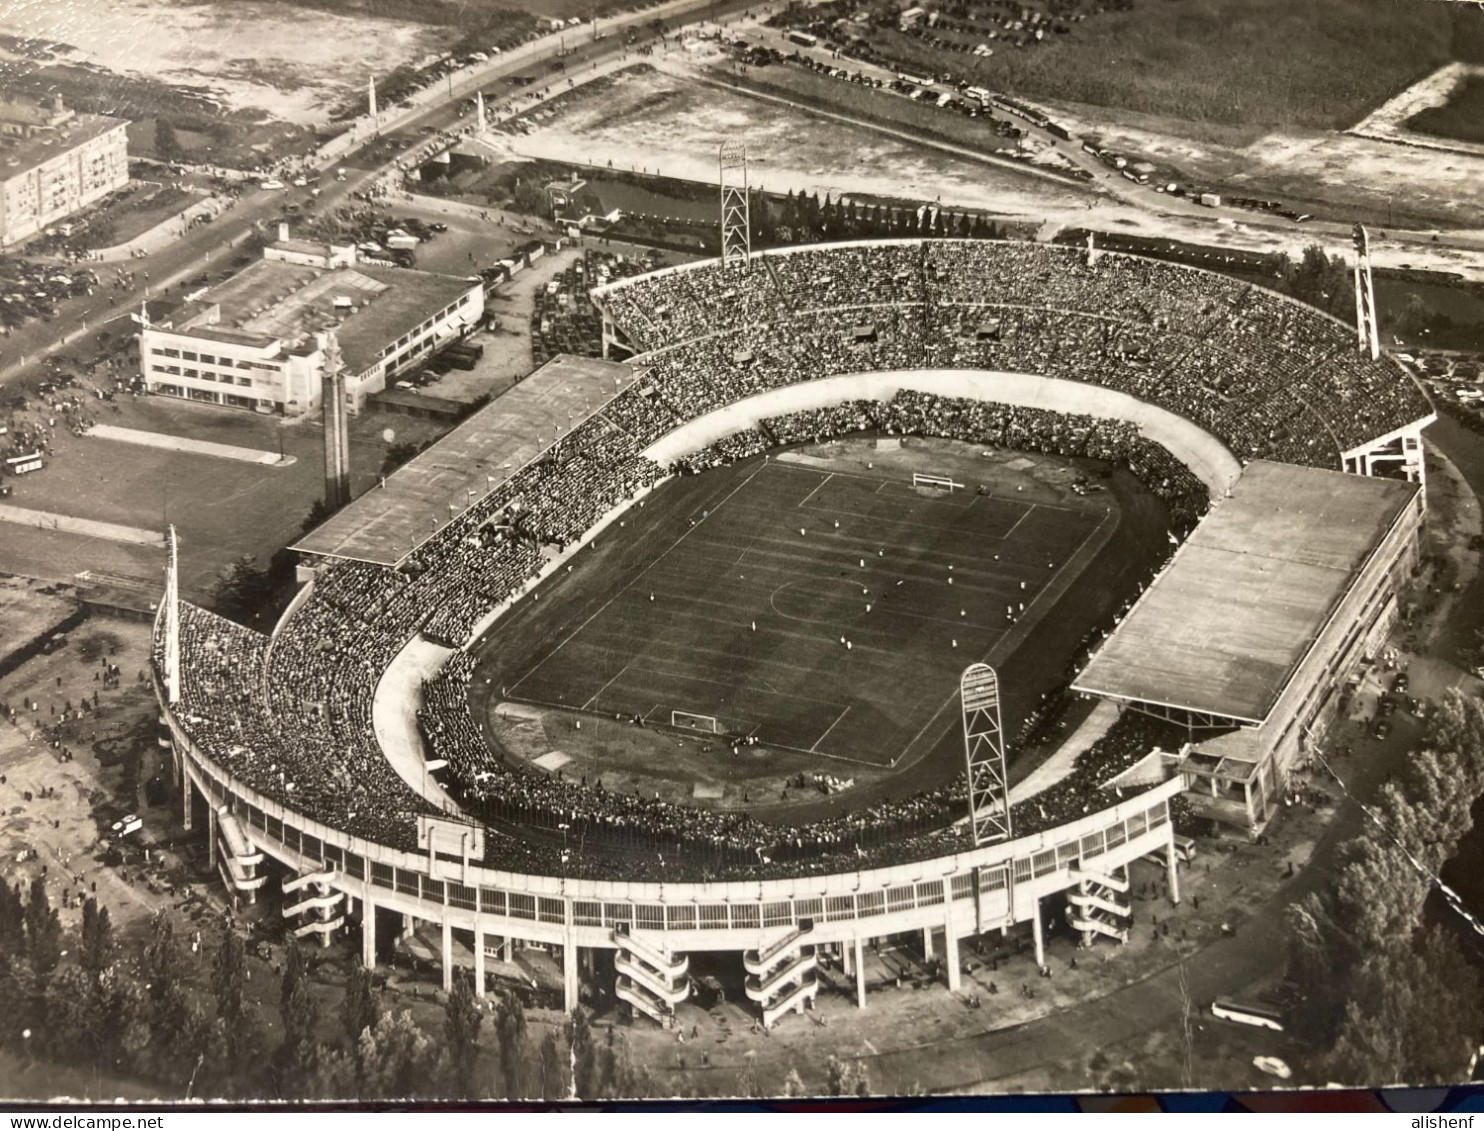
[498, 448, 1106, 770]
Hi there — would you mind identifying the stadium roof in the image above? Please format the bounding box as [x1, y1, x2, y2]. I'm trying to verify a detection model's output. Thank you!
[292, 355, 635, 566]
[1072, 461, 1418, 725]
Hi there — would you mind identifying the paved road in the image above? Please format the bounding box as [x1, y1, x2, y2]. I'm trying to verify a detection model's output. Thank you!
[0, 0, 765, 390]
[731, 20, 1484, 274]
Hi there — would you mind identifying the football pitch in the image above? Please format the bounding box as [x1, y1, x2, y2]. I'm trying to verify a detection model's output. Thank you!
[503, 456, 1108, 769]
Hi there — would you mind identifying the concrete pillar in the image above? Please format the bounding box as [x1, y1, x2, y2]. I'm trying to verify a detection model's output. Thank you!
[922, 926, 934, 961]
[563, 935, 580, 1012]
[841, 939, 853, 977]
[502, 937, 513, 963]
[854, 937, 866, 1009]
[181, 775, 193, 831]
[441, 915, 454, 994]
[473, 929, 486, 998]
[402, 913, 415, 941]
[362, 891, 377, 968]
[943, 920, 961, 992]
[206, 806, 217, 868]
[1031, 897, 1045, 970]
[1167, 840, 1181, 905]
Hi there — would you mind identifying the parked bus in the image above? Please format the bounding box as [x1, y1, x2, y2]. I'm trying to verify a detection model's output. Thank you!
[5, 451, 44, 475]
[787, 30, 818, 48]
[1142, 833, 1197, 869]
[1211, 999, 1285, 1032]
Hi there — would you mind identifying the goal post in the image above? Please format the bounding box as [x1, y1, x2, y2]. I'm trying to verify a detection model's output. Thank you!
[671, 710, 720, 734]
[913, 472, 964, 492]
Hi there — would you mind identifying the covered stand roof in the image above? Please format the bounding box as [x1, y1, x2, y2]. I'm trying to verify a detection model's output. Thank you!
[1073, 461, 1418, 726]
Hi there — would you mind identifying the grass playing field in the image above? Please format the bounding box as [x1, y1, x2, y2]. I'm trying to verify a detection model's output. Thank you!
[502, 451, 1107, 770]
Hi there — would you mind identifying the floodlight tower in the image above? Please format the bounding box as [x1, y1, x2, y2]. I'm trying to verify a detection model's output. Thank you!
[163, 525, 181, 706]
[719, 140, 750, 268]
[1352, 223, 1380, 361]
[961, 663, 1011, 845]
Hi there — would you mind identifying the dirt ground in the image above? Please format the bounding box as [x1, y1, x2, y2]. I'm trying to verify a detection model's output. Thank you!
[489, 50, 1096, 219]
[0, 577, 76, 663]
[489, 47, 1484, 282]
[0, 0, 456, 126]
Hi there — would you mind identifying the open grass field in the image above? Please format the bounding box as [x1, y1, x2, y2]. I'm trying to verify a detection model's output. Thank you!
[790, 0, 1473, 140]
[493, 444, 1111, 775]
[1408, 73, 1484, 145]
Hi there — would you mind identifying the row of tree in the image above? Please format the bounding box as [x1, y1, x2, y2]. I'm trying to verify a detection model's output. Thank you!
[0, 878, 672, 1101]
[1287, 690, 1484, 1085]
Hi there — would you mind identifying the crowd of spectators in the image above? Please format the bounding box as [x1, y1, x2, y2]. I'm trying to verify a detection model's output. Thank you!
[411, 641, 1183, 882]
[160, 237, 1417, 883]
[595, 239, 1429, 467]
[165, 379, 1203, 879]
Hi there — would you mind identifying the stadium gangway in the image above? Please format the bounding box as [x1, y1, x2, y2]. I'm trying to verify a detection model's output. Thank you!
[1067, 906, 1129, 945]
[1066, 887, 1131, 920]
[281, 890, 346, 920]
[281, 864, 337, 896]
[611, 926, 689, 980]
[1068, 866, 1129, 894]
[614, 950, 692, 1006]
[743, 922, 816, 978]
[760, 972, 819, 1030]
[215, 809, 264, 869]
[615, 974, 682, 1029]
[217, 856, 267, 896]
[292, 914, 346, 940]
[744, 946, 818, 1007]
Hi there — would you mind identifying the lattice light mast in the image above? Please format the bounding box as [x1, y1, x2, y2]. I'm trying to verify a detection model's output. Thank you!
[163, 525, 181, 705]
[719, 141, 750, 268]
[1352, 223, 1381, 361]
[961, 663, 1011, 845]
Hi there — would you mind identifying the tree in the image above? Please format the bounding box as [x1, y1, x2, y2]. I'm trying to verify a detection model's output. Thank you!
[211, 555, 275, 625]
[23, 876, 62, 977]
[825, 1053, 871, 1096]
[539, 1029, 566, 1100]
[278, 941, 320, 1095]
[1322, 929, 1480, 1087]
[154, 118, 184, 162]
[444, 968, 484, 1098]
[341, 964, 379, 1052]
[211, 929, 247, 1059]
[0, 883, 24, 957]
[781, 1068, 807, 1097]
[44, 964, 102, 1062]
[359, 1009, 438, 1100]
[301, 497, 337, 535]
[79, 898, 114, 976]
[142, 912, 187, 1045]
[495, 992, 527, 1098]
[380, 440, 423, 478]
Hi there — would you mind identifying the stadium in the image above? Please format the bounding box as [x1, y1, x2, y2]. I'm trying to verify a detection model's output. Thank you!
[154, 238, 1433, 1030]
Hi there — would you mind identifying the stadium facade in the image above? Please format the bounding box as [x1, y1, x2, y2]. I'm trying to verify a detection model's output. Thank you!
[140, 239, 483, 417]
[156, 239, 1434, 1026]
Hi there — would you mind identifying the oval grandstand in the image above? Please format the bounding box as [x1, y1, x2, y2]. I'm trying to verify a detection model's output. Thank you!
[156, 238, 1433, 1013]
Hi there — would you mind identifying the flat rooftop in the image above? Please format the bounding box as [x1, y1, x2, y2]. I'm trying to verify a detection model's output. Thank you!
[0, 111, 125, 180]
[177, 259, 476, 375]
[1073, 461, 1418, 725]
[293, 355, 636, 566]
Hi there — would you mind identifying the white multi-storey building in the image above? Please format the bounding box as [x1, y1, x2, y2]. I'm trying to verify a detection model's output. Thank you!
[0, 95, 129, 246]
[141, 241, 483, 416]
